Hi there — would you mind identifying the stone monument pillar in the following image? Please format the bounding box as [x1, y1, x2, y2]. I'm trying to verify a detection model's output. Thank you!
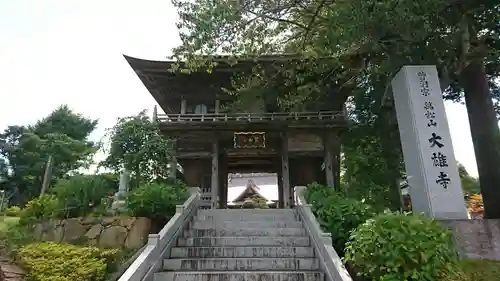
[391, 65, 468, 220]
[112, 169, 130, 212]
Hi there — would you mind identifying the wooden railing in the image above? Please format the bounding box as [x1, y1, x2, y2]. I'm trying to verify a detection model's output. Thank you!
[156, 111, 344, 123]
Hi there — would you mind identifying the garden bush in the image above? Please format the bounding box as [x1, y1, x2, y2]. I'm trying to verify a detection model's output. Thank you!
[19, 195, 60, 225]
[304, 183, 376, 253]
[53, 174, 117, 218]
[345, 212, 460, 281]
[4, 205, 21, 217]
[250, 195, 269, 209]
[18, 242, 120, 281]
[0, 218, 32, 256]
[126, 181, 188, 222]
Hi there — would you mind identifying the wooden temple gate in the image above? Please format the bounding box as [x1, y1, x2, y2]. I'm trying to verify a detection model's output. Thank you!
[125, 55, 347, 209]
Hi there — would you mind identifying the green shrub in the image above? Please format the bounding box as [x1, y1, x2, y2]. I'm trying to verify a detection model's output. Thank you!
[4, 206, 21, 217]
[0, 217, 32, 256]
[250, 195, 269, 209]
[18, 242, 120, 281]
[53, 175, 117, 218]
[345, 212, 460, 281]
[0, 224, 34, 256]
[19, 195, 60, 225]
[304, 183, 376, 253]
[126, 182, 188, 221]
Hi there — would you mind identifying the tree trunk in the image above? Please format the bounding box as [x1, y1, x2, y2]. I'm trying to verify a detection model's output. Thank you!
[461, 59, 500, 219]
[379, 107, 405, 210]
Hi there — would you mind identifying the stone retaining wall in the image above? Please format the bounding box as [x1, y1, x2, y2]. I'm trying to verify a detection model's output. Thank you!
[441, 219, 500, 261]
[32, 216, 151, 249]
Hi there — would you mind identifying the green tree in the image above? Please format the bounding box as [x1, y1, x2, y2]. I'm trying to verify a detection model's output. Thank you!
[171, 0, 500, 217]
[458, 163, 480, 196]
[101, 110, 174, 187]
[0, 105, 98, 204]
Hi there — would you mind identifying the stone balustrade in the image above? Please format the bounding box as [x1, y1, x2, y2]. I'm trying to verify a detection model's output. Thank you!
[294, 186, 353, 281]
[118, 187, 201, 281]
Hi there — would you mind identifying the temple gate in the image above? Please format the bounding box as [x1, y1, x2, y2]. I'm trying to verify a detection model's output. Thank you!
[125, 55, 347, 209]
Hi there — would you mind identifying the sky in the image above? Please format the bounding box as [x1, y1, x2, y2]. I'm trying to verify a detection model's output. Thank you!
[0, 1, 481, 178]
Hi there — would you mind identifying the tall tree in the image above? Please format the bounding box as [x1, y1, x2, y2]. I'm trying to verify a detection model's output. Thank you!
[172, 0, 500, 217]
[458, 163, 481, 196]
[101, 111, 174, 187]
[0, 105, 98, 203]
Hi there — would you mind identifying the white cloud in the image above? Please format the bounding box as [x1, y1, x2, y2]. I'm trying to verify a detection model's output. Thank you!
[0, 1, 484, 179]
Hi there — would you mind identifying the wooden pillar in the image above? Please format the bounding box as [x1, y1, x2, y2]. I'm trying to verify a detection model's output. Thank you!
[333, 134, 341, 190]
[324, 133, 334, 188]
[215, 100, 220, 114]
[324, 132, 341, 189]
[170, 141, 177, 179]
[314, 157, 327, 185]
[152, 105, 158, 121]
[276, 160, 284, 208]
[218, 153, 228, 209]
[181, 99, 187, 114]
[211, 141, 219, 209]
[281, 132, 291, 208]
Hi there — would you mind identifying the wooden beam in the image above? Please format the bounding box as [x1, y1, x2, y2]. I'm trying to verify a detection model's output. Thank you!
[177, 151, 212, 158]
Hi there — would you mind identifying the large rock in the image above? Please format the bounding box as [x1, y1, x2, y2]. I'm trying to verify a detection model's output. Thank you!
[118, 217, 137, 229]
[31, 216, 152, 249]
[33, 220, 64, 243]
[62, 218, 88, 243]
[85, 224, 103, 240]
[99, 226, 128, 248]
[41, 220, 64, 243]
[125, 217, 151, 249]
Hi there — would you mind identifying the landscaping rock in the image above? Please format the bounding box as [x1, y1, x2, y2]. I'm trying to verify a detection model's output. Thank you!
[85, 224, 103, 240]
[31, 216, 151, 249]
[119, 217, 137, 228]
[125, 217, 151, 249]
[62, 218, 88, 243]
[99, 226, 128, 248]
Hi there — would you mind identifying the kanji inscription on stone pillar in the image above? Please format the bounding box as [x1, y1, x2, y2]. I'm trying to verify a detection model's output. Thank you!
[392, 65, 468, 219]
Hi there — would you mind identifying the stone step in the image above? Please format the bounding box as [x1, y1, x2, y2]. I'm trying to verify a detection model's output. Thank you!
[197, 209, 295, 215]
[163, 257, 320, 271]
[191, 220, 303, 229]
[195, 214, 298, 221]
[184, 227, 306, 237]
[194, 214, 298, 222]
[169, 246, 315, 258]
[177, 237, 310, 247]
[154, 271, 324, 281]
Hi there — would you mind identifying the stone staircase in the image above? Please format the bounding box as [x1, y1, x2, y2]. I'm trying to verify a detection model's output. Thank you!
[155, 209, 324, 281]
